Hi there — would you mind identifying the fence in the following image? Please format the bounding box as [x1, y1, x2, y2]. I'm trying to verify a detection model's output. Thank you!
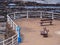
[0, 14, 18, 45]
[12, 11, 53, 19]
[12, 11, 60, 20]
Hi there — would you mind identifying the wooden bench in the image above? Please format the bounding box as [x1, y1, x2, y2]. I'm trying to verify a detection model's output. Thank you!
[40, 18, 53, 25]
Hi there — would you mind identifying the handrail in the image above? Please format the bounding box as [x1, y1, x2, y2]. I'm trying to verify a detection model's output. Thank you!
[7, 15, 18, 30]
[16, 11, 60, 19]
[0, 14, 18, 45]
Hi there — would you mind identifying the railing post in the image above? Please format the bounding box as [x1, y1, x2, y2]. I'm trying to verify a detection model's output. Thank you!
[27, 11, 28, 19]
[8, 16, 10, 25]
[11, 20, 12, 27]
[3, 41, 5, 45]
[8, 16, 10, 24]
[14, 12, 15, 19]
[52, 12, 54, 19]
[39, 12, 41, 18]
[12, 37, 14, 45]
[7, 15, 9, 23]
[40, 11, 42, 19]
[13, 23, 15, 30]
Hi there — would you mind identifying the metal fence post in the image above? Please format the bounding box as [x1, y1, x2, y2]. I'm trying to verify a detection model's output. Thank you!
[14, 12, 16, 19]
[52, 13, 54, 19]
[3, 41, 5, 45]
[27, 11, 28, 19]
[12, 37, 14, 45]
[11, 20, 12, 27]
[13, 23, 15, 30]
[40, 11, 42, 19]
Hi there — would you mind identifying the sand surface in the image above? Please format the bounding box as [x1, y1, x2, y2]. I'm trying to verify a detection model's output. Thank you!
[14, 18, 60, 45]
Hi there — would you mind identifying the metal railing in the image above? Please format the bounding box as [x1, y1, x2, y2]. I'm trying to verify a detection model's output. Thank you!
[0, 34, 18, 45]
[7, 15, 18, 30]
[13, 11, 54, 19]
[0, 14, 18, 45]
[13, 11, 60, 20]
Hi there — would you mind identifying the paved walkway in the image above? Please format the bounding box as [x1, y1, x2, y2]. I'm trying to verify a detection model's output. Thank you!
[14, 18, 60, 45]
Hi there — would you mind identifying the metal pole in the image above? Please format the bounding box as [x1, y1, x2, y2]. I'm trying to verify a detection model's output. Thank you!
[12, 37, 14, 45]
[13, 23, 15, 30]
[40, 11, 42, 19]
[27, 11, 28, 19]
[11, 20, 12, 27]
[7, 15, 8, 23]
[52, 13, 54, 19]
[3, 41, 5, 45]
[14, 13, 15, 19]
